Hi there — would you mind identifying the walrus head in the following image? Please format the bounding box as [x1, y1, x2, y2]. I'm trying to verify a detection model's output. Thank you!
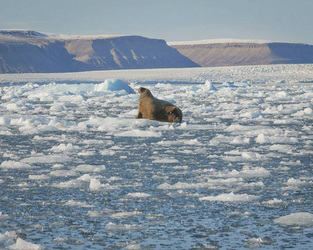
[138, 87, 153, 98]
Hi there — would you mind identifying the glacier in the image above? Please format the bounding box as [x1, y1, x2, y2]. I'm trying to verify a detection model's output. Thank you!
[1, 64, 313, 249]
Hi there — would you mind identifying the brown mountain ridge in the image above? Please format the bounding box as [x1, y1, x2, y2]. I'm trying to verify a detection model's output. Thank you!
[1, 30, 313, 73]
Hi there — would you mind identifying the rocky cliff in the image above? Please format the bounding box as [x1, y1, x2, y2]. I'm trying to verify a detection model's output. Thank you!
[0, 30, 199, 73]
[170, 41, 313, 67]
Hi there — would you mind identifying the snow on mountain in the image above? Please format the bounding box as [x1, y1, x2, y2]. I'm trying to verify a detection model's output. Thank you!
[0, 30, 199, 73]
[170, 39, 313, 67]
[168, 38, 275, 45]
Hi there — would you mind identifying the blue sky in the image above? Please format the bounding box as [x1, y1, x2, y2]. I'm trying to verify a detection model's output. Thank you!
[1, 0, 313, 44]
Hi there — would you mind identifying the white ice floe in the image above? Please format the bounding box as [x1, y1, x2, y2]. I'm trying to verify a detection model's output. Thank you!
[89, 178, 101, 191]
[105, 222, 146, 231]
[262, 198, 287, 207]
[28, 174, 51, 180]
[94, 79, 135, 94]
[126, 192, 151, 198]
[0, 211, 10, 220]
[75, 164, 106, 173]
[274, 212, 313, 226]
[110, 211, 143, 219]
[65, 199, 94, 208]
[49, 143, 79, 152]
[213, 166, 270, 178]
[22, 154, 72, 164]
[152, 158, 179, 164]
[199, 192, 259, 202]
[0, 160, 33, 169]
[9, 238, 44, 250]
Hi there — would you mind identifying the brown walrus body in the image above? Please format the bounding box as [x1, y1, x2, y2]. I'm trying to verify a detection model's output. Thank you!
[136, 87, 182, 122]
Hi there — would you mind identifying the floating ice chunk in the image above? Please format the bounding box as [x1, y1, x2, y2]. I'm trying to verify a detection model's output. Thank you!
[269, 144, 293, 153]
[293, 107, 313, 117]
[89, 178, 101, 191]
[110, 211, 143, 219]
[0, 161, 33, 169]
[241, 152, 259, 159]
[230, 136, 250, 145]
[75, 164, 106, 173]
[256, 133, 271, 144]
[152, 158, 179, 164]
[50, 103, 65, 111]
[0, 233, 7, 244]
[19, 125, 40, 135]
[262, 198, 287, 207]
[200, 192, 259, 202]
[105, 222, 146, 231]
[49, 170, 76, 177]
[9, 238, 44, 250]
[244, 237, 275, 248]
[58, 94, 83, 102]
[0, 211, 10, 220]
[126, 192, 151, 198]
[284, 178, 309, 186]
[204, 80, 217, 91]
[157, 138, 202, 146]
[49, 143, 79, 152]
[274, 212, 313, 226]
[275, 91, 290, 99]
[5, 103, 20, 111]
[156, 183, 173, 190]
[87, 210, 103, 218]
[22, 154, 72, 164]
[215, 166, 270, 178]
[100, 149, 116, 156]
[5, 231, 17, 242]
[78, 174, 92, 182]
[0, 116, 11, 126]
[29, 174, 50, 180]
[65, 200, 94, 208]
[94, 79, 135, 94]
[240, 111, 264, 118]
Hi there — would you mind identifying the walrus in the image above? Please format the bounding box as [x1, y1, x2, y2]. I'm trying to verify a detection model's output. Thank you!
[136, 87, 183, 122]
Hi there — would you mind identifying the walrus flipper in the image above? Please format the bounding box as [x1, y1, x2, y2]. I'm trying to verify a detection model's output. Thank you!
[167, 107, 183, 122]
[136, 111, 143, 119]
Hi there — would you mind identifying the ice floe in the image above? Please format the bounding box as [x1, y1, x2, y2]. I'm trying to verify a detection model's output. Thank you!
[274, 212, 313, 226]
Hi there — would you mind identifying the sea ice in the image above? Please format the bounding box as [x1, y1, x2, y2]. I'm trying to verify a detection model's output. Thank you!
[199, 192, 259, 202]
[126, 192, 151, 198]
[1, 64, 313, 249]
[89, 178, 101, 191]
[9, 238, 43, 250]
[22, 154, 72, 164]
[110, 211, 143, 219]
[94, 79, 135, 94]
[0, 161, 33, 169]
[105, 222, 146, 231]
[65, 200, 94, 208]
[274, 212, 313, 226]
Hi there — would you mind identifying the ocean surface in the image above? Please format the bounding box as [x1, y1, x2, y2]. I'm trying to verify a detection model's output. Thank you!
[1, 64, 313, 249]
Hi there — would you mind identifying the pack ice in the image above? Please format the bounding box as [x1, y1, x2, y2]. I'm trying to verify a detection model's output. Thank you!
[1, 65, 313, 249]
